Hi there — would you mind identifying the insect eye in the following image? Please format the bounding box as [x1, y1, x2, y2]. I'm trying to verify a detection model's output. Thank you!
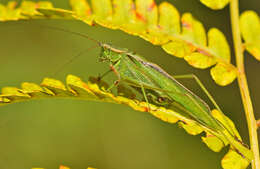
[158, 97, 165, 103]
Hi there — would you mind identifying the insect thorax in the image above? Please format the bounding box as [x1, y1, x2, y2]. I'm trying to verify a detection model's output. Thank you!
[99, 44, 124, 63]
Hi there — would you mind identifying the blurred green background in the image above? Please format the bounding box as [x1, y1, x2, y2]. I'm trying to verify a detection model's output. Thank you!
[0, 0, 259, 169]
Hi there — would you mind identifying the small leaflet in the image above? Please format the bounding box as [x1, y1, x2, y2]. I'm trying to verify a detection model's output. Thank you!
[240, 10, 260, 61]
[199, 0, 230, 10]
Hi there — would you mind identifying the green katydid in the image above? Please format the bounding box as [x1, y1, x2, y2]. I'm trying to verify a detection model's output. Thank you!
[42, 25, 253, 160]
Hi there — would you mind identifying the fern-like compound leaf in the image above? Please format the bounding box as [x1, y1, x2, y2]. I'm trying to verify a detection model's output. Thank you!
[0, 0, 237, 86]
[0, 75, 250, 169]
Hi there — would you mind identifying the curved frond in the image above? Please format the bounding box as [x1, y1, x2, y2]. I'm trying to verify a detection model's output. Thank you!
[240, 10, 260, 61]
[0, 75, 250, 169]
[0, 0, 237, 86]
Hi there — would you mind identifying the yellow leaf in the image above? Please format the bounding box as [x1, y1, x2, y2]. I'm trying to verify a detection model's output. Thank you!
[41, 77, 75, 97]
[186, 28, 234, 83]
[184, 52, 216, 69]
[181, 13, 207, 46]
[208, 28, 231, 62]
[0, 97, 10, 103]
[202, 132, 225, 152]
[1, 87, 31, 103]
[158, 2, 180, 36]
[0, 1, 20, 21]
[21, 82, 44, 93]
[179, 121, 204, 135]
[20, 1, 53, 16]
[38, 1, 53, 8]
[240, 10, 260, 61]
[222, 150, 249, 169]
[0, 0, 236, 85]
[69, 0, 93, 25]
[112, 0, 135, 25]
[91, 0, 113, 28]
[199, 0, 229, 10]
[210, 63, 237, 86]
[162, 39, 195, 58]
[20, 1, 38, 15]
[7, 1, 17, 9]
[66, 75, 98, 99]
[0, 74, 251, 168]
[136, 0, 158, 27]
[114, 0, 146, 35]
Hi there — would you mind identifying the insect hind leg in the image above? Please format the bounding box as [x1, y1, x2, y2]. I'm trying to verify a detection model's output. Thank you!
[173, 74, 238, 136]
[173, 74, 221, 112]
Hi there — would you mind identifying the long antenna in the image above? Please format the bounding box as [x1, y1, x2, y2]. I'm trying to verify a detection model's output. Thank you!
[36, 24, 101, 45]
[51, 44, 100, 76]
[32, 24, 102, 75]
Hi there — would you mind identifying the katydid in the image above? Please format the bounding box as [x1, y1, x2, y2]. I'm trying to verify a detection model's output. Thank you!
[42, 25, 253, 160]
[99, 43, 253, 160]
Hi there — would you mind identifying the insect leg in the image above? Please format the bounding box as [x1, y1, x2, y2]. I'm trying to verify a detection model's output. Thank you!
[173, 74, 222, 112]
[97, 69, 113, 81]
[173, 74, 237, 136]
[140, 84, 151, 111]
[106, 64, 121, 91]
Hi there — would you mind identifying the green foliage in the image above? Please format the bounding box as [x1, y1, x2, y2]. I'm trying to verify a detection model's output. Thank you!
[240, 10, 260, 61]
[0, 0, 237, 86]
[0, 75, 250, 169]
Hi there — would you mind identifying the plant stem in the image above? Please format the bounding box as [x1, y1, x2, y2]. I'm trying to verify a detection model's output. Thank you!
[229, 0, 260, 168]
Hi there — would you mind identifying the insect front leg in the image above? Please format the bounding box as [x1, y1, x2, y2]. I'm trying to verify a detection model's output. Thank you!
[106, 64, 121, 91]
[97, 69, 113, 81]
